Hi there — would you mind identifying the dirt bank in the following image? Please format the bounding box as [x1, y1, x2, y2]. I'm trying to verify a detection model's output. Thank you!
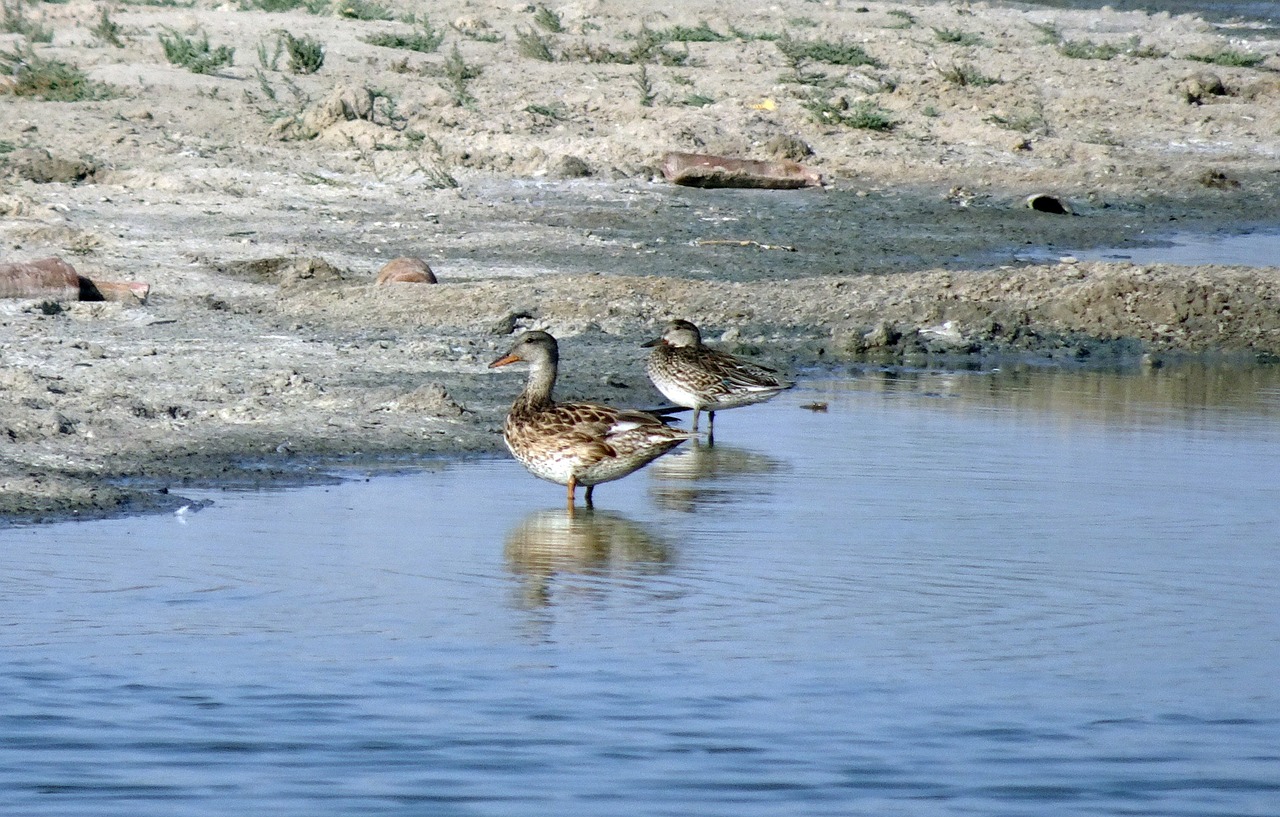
[2, 0, 1279, 520]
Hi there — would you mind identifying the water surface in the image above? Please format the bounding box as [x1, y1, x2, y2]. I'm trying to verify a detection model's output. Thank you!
[4, 365, 1280, 816]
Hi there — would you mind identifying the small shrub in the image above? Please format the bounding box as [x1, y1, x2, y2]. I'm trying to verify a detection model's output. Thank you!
[1, 1, 52, 42]
[635, 64, 654, 106]
[1031, 22, 1061, 45]
[778, 32, 882, 69]
[885, 9, 916, 28]
[364, 22, 444, 52]
[283, 32, 323, 73]
[336, 0, 390, 21]
[681, 92, 714, 107]
[804, 96, 894, 131]
[525, 102, 564, 120]
[241, 0, 311, 11]
[91, 8, 124, 47]
[933, 27, 983, 46]
[532, 5, 562, 33]
[442, 42, 480, 106]
[0, 47, 116, 100]
[940, 62, 999, 87]
[1058, 38, 1123, 60]
[649, 21, 727, 43]
[159, 28, 235, 74]
[515, 27, 554, 61]
[1189, 49, 1264, 68]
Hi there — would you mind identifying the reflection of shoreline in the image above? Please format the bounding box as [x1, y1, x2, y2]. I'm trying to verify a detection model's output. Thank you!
[504, 509, 673, 608]
[814, 365, 1280, 426]
[649, 440, 787, 513]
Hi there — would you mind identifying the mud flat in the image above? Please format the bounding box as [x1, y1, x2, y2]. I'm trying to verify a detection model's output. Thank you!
[2, 0, 1278, 519]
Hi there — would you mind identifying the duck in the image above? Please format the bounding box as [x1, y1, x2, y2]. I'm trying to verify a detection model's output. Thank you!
[489, 330, 692, 508]
[643, 319, 793, 439]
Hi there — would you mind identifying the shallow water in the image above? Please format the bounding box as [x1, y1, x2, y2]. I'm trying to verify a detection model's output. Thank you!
[5, 365, 1280, 816]
[1023, 228, 1280, 267]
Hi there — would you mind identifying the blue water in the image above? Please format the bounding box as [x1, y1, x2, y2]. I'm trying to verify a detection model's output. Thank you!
[4, 367, 1280, 816]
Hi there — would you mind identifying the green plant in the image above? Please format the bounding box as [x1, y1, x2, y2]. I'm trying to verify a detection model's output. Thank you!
[91, 8, 124, 46]
[525, 102, 564, 119]
[533, 5, 562, 33]
[777, 32, 882, 69]
[804, 96, 894, 131]
[648, 21, 727, 43]
[0, 46, 116, 100]
[363, 19, 444, 52]
[1031, 22, 1061, 45]
[1, 1, 52, 42]
[257, 35, 282, 69]
[336, 0, 390, 20]
[515, 26, 554, 61]
[939, 62, 999, 87]
[282, 31, 323, 73]
[417, 136, 458, 189]
[933, 27, 983, 46]
[442, 42, 480, 105]
[727, 24, 780, 42]
[885, 9, 916, 28]
[681, 92, 714, 107]
[0, 139, 16, 153]
[986, 106, 1047, 134]
[635, 64, 654, 106]
[241, 0, 312, 11]
[159, 28, 235, 73]
[1058, 38, 1123, 60]
[1189, 49, 1264, 68]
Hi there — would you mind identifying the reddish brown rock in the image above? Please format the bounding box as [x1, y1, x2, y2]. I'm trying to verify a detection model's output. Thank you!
[661, 152, 823, 189]
[0, 257, 149, 303]
[375, 257, 438, 285]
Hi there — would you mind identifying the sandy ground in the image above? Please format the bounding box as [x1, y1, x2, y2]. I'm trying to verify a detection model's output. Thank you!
[2, 0, 1279, 520]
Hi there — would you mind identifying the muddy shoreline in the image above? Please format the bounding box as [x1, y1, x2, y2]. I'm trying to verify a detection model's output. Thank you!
[3, 0, 1280, 520]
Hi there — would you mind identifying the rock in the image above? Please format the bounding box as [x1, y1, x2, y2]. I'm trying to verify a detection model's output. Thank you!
[387, 382, 465, 416]
[1179, 70, 1226, 105]
[375, 257, 438, 285]
[763, 134, 814, 162]
[3, 148, 97, 184]
[548, 155, 591, 179]
[661, 152, 823, 189]
[0, 257, 149, 303]
[217, 256, 347, 290]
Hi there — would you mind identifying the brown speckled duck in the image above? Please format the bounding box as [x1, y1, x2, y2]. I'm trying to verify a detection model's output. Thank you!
[643, 319, 793, 438]
[489, 331, 692, 508]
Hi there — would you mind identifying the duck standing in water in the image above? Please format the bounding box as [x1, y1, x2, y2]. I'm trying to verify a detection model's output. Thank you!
[489, 331, 692, 508]
[643, 319, 793, 440]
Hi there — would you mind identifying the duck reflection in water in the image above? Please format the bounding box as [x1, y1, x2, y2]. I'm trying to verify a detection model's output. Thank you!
[505, 508, 673, 609]
[648, 439, 787, 513]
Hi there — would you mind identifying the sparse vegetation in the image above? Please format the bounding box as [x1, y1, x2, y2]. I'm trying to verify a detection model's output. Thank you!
[515, 26, 555, 61]
[159, 28, 235, 74]
[933, 27, 983, 46]
[681, 92, 714, 107]
[804, 96, 894, 131]
[987, 103, 1048, 134]
[1058, 38, 1124, 60]
[777, 32, 882, 69]
[0, 46, 116, 100]
[363, 19, 445, 53]
[241, 0, 318, 12]
[441, 42, 480, 106]
[282, 32, 324, 73]
[336, 0, 390, 21]
[525, 102, 565, 120]
[939, 62, 999, 87]
[417, 136, 458, 189]
[885, 9, 916, 28]
[532, 5, 562, 34]
[1031, 22, 1061, 45]
[635, 64, 655, 106]
[1, 1, 53, 43]
[646, 21, 728, 43]
[1189, 49, 1265, 68]
[91, 8, 124, 47]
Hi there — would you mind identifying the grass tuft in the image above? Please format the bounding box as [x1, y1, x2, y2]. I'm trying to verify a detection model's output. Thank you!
[159, 28, 235, 73]
[804, 96, 894, 131]
[282, 32, 324, 73]
[515, 26, 554, 61]
[1188, 49, 1264, 68]
[363, 18, 445, 53]
[532, 5, 562, 33]
[0, 46, 116, 100]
